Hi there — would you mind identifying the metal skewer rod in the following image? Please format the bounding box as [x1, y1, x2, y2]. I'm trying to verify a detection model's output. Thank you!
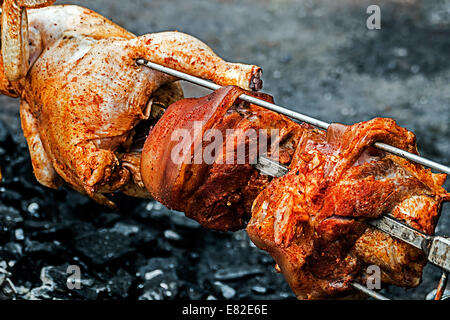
[434, 271, 448, 300]
[350, 282, 390, 300]
[136, 59, 450, 175]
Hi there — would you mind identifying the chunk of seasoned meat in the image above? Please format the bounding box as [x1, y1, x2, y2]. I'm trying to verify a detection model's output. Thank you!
[247, 118, 449, 299]
[141, 86, 302, 231]
[141, 86, 449, 298]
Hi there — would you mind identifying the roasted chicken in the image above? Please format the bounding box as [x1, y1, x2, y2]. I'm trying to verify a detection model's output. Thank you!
[140, 86, 450, 299]
[0, 1, 262, 206]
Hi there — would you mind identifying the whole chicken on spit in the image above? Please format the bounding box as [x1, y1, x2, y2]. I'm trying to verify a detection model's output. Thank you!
[0, 0, 262, 207]
[1, 1, 449, 300]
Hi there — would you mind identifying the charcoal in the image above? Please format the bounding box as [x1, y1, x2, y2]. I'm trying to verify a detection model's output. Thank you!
[138, 257, 178, 277]
[25, 221, 74, 242]
[107, 269, 134, 298]
[259, 254, 275, 265]
[22, 220, 53, 232]
[26, 285, 61, 300]
[138, 257, 179, 300]
[26, 202, 40, 217]
[14, 228, 24, 241]
[213, 281, 236, 299]
[77, 283, 110, 300]
[0, 120, 13, 150]
[110, 221, 140, 236]
[21, 197, 61, 221]
[3, 242, 23, 258]
[142, 201, 167, 221]
[139, 289, 163, 300]
[139, 279, 178, 300]
[184, 285, 204, 300]
[70, 222, 97, 237]
[251, 285, 267, 294]
[23, 264, 118, 300]
[0, 205, 22, 231]
[93, 212, 122, 228]
[24, 265, 77, 300]
[40, 265, 74, 292]
[164, 230, 182, 241]
[134, 229, 159, 250]
[0, 267, 16, 300]
[24, 240, 64, 257]
[167, 211, 201, 230]
[73, 229, 136, 266]
[73, 222, 158, 266]
[0, 281, 16, 300]
[214, 266, 265, 281]
[154, 238, 173, 255]
[0, 189, 22, 205]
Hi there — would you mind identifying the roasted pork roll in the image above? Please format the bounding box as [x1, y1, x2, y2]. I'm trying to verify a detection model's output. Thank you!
[141, 86, 301, 230]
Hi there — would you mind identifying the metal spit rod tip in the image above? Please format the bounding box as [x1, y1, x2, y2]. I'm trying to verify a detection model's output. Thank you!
[136, 58, 450, 175]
